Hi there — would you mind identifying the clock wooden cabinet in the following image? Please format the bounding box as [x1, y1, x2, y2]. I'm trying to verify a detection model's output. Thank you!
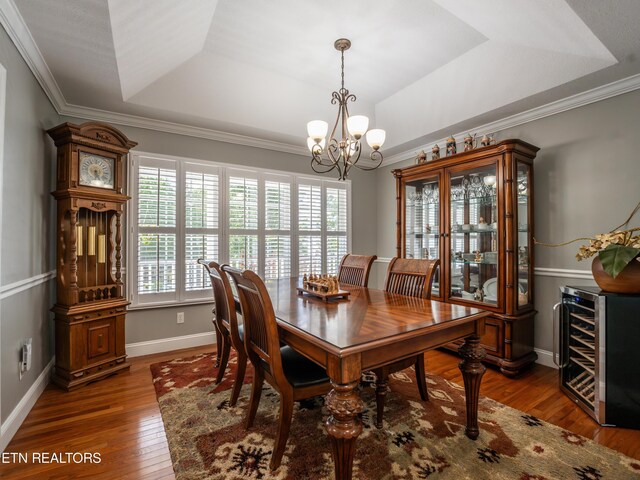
[47, 122, 137, 390]
[393, 139, 539, 376]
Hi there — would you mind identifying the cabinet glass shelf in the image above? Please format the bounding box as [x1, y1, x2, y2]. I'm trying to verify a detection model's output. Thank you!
[452, 259, 498, 266]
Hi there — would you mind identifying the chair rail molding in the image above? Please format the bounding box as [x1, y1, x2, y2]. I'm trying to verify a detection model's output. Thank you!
[0, 270, 56, 300]
[2, 0, 640, 161]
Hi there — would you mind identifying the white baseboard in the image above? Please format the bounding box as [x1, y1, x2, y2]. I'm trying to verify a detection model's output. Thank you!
[0, 357, 54, 453]
[126, 331, 215, 358]
[534, 348, 558, 369]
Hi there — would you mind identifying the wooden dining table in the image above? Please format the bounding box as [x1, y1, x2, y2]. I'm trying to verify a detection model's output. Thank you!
[264, 278, 490, 480]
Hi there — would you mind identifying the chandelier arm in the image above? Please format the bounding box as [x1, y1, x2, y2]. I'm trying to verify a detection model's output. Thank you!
[310, 159, 338, 175]
[353, 150, 384, 171]
[345, 141, 362, 167]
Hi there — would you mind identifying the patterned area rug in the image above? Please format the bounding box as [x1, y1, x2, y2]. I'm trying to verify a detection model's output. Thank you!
[150, 353, 640, 479]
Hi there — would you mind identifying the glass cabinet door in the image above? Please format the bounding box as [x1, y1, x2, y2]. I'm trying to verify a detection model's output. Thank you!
[404, 176, 441, 297]
[516, 161, 532, 307]
[449, 164, 499, 306]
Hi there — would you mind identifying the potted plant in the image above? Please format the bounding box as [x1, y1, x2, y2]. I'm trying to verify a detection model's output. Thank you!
[536, 201, 640, 294]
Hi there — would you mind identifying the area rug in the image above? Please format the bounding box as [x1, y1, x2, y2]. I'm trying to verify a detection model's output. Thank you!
[150, 353, 640, 479]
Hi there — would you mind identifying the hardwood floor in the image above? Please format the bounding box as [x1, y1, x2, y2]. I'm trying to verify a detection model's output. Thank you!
[1, 348, 639, 479]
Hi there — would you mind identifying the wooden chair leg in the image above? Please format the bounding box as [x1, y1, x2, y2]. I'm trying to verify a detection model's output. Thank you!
[229, 350, 247, 407]
[215, 334, 231, 384]
[270, 391, 294, 471]
[245, 368, 264, 430]
[213, 322, 223, 368]
[415, 354, 429, 402]
[375, 370, 389, 429]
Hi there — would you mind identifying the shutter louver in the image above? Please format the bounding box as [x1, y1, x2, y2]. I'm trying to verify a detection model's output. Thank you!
[326, 235, 347, 275]
[186, 172, 218, 229]
[298, 184, 322, 231]
[229, 177, 258, 229]
[229, 235, 258, 271]
[137, 163, 177, 297]
[299, 235, 322, 274]
[185, 170, 219, 291]
[137, 233, 176, 293]
[326, 187, 347, 232]
[265, 181, 291, 230]
[265, 235, 291, 279]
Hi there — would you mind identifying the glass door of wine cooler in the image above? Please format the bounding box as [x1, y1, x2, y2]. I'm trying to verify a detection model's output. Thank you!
[404, 175, 441, 298]
[448, 163, 500, 307]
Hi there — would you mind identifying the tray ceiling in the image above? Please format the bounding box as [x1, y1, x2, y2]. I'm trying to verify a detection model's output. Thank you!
[10, 0, 640, 155]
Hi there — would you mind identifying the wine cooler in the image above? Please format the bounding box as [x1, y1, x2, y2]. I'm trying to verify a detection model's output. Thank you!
[555, 286, 640, 428]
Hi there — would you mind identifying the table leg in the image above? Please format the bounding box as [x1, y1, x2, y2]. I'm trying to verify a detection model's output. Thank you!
[325, 380, 364, 480]
[458, 334, 486, 440]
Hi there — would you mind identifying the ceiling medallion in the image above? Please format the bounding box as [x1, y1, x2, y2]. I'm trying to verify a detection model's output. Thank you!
[306, 38, 386, 181]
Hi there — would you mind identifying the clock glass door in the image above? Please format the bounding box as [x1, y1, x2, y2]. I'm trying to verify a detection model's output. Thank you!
[404, 174, 441, 298]
[448, 162, 500, 307]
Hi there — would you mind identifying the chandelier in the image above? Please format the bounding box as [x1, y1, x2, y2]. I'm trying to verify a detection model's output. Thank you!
[306, 38, 386, 181]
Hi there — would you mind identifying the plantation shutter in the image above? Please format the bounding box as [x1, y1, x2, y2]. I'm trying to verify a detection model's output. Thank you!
[228, 173, 259, 271]
[298, 181, 323, 274]
[184, 165, 220, 294]
[134, 157, 178, 304]
[326, 186, 348, 274]
[264, 176, 292, 279]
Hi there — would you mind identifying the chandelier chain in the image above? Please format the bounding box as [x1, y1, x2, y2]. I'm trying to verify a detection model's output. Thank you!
[340, 48, 345, 91]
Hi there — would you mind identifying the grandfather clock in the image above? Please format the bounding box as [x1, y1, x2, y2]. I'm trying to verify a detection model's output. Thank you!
[48, 122, 137, 390]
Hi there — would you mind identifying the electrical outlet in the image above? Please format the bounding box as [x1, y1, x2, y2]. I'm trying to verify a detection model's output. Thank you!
[19, 338, 32, 380]
[177, 312, 185, 324]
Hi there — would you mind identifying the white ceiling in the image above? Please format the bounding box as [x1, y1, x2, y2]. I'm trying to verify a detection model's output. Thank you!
[9, 0, 640, 156]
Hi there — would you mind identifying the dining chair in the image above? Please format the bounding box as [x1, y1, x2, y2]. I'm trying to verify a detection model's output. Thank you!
[373, 257, 440, 428]
[197, 259, 247, 406]
[337, 253, 378, 286]
[223, 266, 331, 471]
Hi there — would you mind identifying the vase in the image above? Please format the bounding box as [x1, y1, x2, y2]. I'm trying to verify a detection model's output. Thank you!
[591, 256, 640, 294]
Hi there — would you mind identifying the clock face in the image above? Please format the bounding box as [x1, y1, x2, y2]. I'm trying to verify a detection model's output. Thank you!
[79, 152, 115, 189]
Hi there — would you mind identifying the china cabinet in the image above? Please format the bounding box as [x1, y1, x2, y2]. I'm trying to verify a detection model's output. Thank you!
[48, 122, 137, 390]
[393, 139, 539, 375]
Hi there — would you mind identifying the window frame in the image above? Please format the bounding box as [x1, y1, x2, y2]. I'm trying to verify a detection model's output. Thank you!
[127, 151, 351, 309]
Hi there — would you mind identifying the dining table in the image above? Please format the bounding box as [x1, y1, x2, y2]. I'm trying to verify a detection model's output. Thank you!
[264, 277, 491, 480]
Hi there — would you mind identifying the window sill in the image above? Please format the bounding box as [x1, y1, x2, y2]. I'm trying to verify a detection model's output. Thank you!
[128, 298, 214, 311]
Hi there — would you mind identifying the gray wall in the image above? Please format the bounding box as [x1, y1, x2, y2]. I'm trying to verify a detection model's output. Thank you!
[60, 116, 380, 344]
[374, 88, 640, 353]
[0, 25, 58, 424]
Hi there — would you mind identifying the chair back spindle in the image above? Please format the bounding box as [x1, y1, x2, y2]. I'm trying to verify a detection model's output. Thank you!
[337, 254, 378, 287]
[383, 258, 440, 299]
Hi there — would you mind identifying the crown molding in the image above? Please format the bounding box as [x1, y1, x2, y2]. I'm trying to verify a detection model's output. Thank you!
[59, 102, 310, 156]
[0, 0, 66, 111]
[3, 0, 640, 163]
[383, 72, 640, 166]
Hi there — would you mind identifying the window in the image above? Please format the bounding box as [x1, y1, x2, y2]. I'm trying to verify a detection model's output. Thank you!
[129, 152, 350, 307]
